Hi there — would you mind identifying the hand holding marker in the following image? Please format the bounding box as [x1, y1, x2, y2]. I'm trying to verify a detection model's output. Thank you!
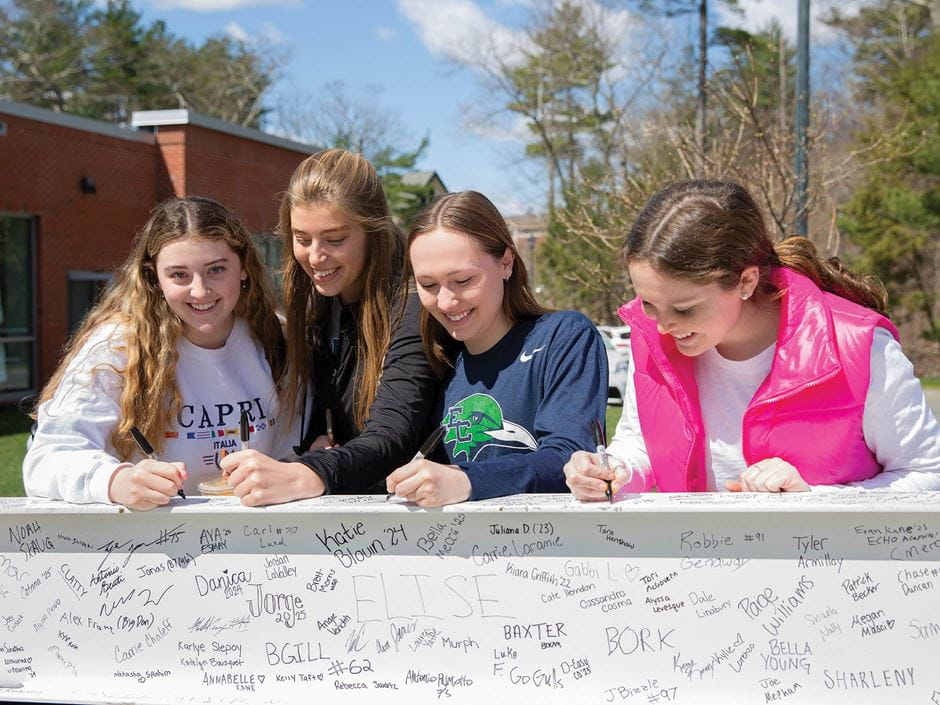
[386, 425, 445, 501]
[591, 418, 613, 504]
[130, 426, 185, 499]
[219, 409, 252, 477]
[217, 411, 250, 478]
[198, 411, 250, 496]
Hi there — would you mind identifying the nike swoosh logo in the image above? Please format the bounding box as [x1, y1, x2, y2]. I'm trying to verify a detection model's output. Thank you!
[519, 347, 545, 363]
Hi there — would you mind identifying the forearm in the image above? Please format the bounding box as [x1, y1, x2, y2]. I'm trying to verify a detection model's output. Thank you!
[23, 442, 124, 504]
[24, 370, 126, 504]
[462, 447, 570, 501]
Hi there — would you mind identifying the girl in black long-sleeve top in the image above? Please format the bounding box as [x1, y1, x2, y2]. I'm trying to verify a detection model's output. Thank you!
[220, 149, 440, 504]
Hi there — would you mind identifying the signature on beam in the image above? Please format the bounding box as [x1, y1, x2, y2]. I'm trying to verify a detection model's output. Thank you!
[94, 524, 186, 570]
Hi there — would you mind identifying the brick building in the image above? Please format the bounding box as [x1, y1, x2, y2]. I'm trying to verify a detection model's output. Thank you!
[0, 99, 316, 404]
[506, 212, 547, 288]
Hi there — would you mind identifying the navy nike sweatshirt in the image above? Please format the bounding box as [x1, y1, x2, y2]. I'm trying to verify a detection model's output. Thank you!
[438, 310, 607, 500]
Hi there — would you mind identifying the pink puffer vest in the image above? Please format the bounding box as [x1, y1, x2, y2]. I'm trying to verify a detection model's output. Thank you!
[617, 268, 899, 491]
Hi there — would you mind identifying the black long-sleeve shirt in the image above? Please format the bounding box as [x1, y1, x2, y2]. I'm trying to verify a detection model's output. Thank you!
[293, 291, 441, 493]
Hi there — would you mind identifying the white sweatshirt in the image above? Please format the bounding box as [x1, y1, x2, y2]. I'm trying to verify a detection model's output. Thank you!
[23, 318, 301, 503]
[607, 328, 940, 491]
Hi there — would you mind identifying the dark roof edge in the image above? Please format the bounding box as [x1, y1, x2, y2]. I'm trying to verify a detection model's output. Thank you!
[131, 109, 318, 155]
[0, 98, 156, 144]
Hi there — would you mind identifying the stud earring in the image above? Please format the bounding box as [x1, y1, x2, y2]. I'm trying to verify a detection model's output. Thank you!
[741, 291, 749, 300]
[241, 279, 248, 290]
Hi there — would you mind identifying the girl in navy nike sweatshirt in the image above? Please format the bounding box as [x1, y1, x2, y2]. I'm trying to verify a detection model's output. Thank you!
[386, 191, 607, 507]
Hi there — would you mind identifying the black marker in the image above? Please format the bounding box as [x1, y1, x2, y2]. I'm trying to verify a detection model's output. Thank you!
[387, 425, 446, 501]
[129, 425, 185, 499]
[591, 419, 613, 504]
[239, 410, 251, 451]
[325, 408, 335, 447]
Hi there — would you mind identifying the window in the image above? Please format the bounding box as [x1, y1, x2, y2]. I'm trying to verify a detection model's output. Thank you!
[252, 232, 283, 291]
[0, 215, 35, 399]
[68, 271, 113, 335]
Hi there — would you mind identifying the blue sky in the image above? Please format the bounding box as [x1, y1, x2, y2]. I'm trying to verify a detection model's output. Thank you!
[133, 0, 859, 216]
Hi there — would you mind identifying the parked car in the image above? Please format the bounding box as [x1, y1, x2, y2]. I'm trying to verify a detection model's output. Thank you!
[598, 324, 632, 357]
[603, 335, 629, 406]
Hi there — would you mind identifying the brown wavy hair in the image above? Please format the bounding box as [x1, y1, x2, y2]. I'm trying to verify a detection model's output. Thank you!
[622, 180, 888, 313]
[407, 190, 547, 377]
[34, 196, 287, 459]
[277, 149, 405, 429]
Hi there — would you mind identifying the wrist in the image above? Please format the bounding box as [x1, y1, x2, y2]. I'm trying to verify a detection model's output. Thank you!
[617, 459, 654, 494]
[294, 461, 326, 498]
[456, 469, 472, 503]
[106, 463, 134, 504]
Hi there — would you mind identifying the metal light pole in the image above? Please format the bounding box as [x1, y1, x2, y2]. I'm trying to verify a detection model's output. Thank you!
[794, 0, 810, 236]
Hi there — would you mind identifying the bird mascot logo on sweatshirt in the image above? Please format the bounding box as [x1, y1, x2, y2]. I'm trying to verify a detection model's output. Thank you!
[442, 393, 537, 461]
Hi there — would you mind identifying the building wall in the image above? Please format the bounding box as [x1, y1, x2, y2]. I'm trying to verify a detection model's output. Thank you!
[161, 124, 308, 234]
[0, 104, 312, 395]
[0, 111, 164, 384]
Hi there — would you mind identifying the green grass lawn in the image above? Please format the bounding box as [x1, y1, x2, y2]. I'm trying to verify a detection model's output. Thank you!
[0, 406, 30, 496]
[606, 404, 623, 437]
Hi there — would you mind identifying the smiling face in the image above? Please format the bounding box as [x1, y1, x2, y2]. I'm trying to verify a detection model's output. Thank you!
[291, 202, 369, 304]
[155, 237, 246, 349]
[410, 227, 514, 355]
[627, 259, 761, 358]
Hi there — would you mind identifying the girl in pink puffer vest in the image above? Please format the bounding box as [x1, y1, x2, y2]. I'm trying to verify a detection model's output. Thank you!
[565, 180, 940, 498]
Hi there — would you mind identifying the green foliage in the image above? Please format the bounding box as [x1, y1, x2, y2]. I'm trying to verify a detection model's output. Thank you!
[0, 0, 92, 112]
[502, 0, 616, 209]
[713, 21, 793, 117]
[0, 0, 277, 126]
[518, 1, 801, 315]
[328, 130, 432, 227]
[496, 1, 631, 314]
[824, 0, 934, 102]
[538, 185, 629, 322]
[834, 8, 940, 340]
[368, 137, 434, 228]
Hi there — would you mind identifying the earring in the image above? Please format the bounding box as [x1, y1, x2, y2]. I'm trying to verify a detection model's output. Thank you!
[241, 279, 248, 290]
[741, 291, 749, 300]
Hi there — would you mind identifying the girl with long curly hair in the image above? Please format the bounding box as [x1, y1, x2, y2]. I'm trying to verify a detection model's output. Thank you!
[23, 196, 299, 509]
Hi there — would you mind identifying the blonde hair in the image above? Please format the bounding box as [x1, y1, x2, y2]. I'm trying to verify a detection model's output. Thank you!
[624, 180, 888, 313]
[277, 148, 405, 429]
[35, 196, 287, 460]
[407, 190, 547, 377]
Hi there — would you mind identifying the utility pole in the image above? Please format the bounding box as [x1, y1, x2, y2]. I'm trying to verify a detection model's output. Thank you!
[695, 0, 707, 177]
[794, 0, 810, 235]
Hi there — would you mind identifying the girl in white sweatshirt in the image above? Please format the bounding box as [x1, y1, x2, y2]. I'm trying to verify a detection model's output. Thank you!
[23, 196, 299, 509]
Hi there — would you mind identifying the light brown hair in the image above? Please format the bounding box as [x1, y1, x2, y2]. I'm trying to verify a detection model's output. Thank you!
[35, 196, 286, 459]
[407, 190, 547, 377]
[277, 148, 404, 429]
[623, 180, 888, 313]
